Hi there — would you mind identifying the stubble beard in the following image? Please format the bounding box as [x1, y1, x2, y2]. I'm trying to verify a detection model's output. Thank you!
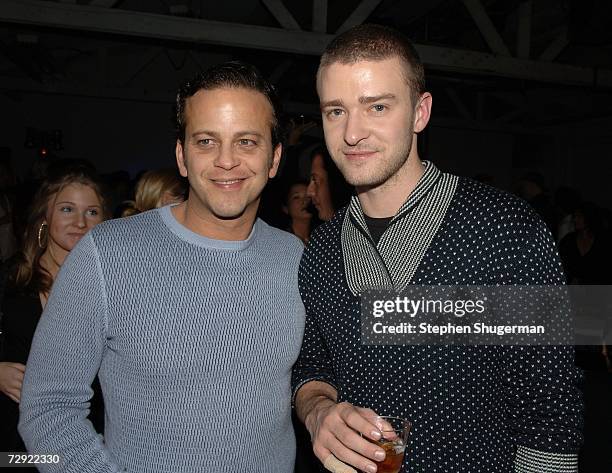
[333, 133, 414, 189]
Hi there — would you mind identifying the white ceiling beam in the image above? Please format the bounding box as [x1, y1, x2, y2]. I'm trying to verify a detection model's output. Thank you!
[539, 27, 569, 62]
[461, 0, 511, 56]
[516, 1, 532, 59]
[1, 0, 610, 88]
[417, 43, 612, 88]
[261, 0, 301, 31]
[336, 0, 383, 34]
[312, 0, 327, 33]
[1, 0, 325, 54]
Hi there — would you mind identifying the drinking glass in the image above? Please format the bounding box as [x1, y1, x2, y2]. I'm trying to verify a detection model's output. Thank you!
[363, 416, 411, 473]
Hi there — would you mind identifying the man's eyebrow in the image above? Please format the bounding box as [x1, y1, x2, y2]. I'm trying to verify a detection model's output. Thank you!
[320, 99, 345, 109]
[191, 130, 265, 139]
[233, 131, 265, 139]
[191, 130, 220, 139]
[359, 94, 397, 104]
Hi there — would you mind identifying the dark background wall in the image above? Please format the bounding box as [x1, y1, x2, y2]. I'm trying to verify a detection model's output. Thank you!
[1, 0, 612, 210]
[2, 91, 610, 209]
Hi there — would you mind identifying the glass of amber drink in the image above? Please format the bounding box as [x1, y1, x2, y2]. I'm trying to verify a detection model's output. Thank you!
[365, 416, 411, 473]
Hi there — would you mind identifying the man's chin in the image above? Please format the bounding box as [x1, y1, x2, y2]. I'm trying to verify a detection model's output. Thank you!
[212, 208, 247, 220]
[345, 173, 383, 188]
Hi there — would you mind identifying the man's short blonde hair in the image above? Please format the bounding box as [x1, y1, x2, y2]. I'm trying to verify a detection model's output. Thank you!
[318, 24, 425, 105]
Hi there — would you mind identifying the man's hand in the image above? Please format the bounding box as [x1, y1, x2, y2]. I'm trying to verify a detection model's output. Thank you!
[0, 362, 26, 403]
[296, 381, 386, 473]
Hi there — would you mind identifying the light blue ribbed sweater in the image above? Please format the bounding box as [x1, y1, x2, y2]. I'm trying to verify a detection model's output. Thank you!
[19, 206, 306, 473]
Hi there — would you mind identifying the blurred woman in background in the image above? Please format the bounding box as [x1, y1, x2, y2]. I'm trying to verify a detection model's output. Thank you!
[121, 168, 186, 217]
[559, 202, 611, 285]
[0, 163, 106, 455]
[282, 180, 312, 244]
[297, 145, 351, 224]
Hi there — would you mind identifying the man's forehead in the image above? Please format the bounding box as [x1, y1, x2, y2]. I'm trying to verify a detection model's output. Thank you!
[184, 87, 274, 126]
[317, 57, 407, 94]
[186, 86, 269, 107]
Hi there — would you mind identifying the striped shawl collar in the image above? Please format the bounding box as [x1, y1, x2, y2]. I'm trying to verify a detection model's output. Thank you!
[341, 161, 458, 296]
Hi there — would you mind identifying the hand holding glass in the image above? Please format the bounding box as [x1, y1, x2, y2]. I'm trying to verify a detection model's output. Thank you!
[362, 416, 411, 473]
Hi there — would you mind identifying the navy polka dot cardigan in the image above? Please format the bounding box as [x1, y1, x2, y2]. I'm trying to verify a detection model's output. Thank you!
[292, 162, 582, 473]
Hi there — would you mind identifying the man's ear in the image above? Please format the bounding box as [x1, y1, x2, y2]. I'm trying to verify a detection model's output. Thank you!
[176, 140, 188, 178]
[269, 143, 283, 179]
[413, 92, 432, 134]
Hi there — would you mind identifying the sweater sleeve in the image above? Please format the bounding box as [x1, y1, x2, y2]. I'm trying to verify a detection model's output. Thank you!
[291, 238, 338, 401]
[18, 233, 121, 473]
[499, 204, 583, 473]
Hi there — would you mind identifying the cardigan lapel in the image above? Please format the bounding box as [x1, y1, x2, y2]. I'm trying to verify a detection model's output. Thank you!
[341, 161, 458, 296]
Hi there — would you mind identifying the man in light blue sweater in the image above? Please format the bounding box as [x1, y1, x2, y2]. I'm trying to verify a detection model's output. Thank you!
[19, 62, 306, 473]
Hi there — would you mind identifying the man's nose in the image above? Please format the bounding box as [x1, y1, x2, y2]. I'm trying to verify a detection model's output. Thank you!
[214, 144, 240, 170]
[343, 113, 369, 146]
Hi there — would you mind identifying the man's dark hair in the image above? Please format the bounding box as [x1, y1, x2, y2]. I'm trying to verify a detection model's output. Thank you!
[175, 61, 284, 147]
[318, 24, 425, 105]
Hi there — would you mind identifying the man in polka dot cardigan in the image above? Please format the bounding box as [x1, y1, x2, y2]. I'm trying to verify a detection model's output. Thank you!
[292, 25, 582, 473]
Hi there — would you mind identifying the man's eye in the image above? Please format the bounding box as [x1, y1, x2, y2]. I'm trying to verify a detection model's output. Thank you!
[326, 109, 344, 118]
[239, 139, 256, 146]
[372, 104, 386, 112]
[197, 138, 212, 145]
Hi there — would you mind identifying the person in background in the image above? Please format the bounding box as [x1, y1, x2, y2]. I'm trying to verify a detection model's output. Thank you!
[558, 202, 612, 471]
[554, 186, 581, 245]
[517, 171, 557, 236]
[0, 162, 106, 460]
[296, 144, 351, 224]
[283, 180, 312, 244]
[559, 202, 611, 285]
[121, 168, 187, 217]
[0, 156, 17, 263]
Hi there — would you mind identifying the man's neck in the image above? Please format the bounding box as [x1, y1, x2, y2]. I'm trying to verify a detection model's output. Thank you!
[356, 152, 425, 218]
[171, 200, 257, 241]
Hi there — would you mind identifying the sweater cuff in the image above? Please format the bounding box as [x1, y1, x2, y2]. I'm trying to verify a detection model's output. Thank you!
[515, 446, 578, 473]
[291, 376, 338, 407]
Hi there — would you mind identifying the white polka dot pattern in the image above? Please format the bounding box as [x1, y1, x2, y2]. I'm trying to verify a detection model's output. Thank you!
[292, 176, 583, 473]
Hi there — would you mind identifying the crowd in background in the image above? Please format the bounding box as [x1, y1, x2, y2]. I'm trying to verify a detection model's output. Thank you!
[1, 123, 611, 470]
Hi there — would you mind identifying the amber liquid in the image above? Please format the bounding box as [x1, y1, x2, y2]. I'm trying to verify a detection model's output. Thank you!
[363, 440, 405, 473]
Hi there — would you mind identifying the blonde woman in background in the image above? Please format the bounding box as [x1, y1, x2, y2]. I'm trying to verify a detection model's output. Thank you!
[0, 162, 107, 458]
[122, 169, 186, 217]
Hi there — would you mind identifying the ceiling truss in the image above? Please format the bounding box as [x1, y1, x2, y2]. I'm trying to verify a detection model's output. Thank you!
[0, 0, 608, 88]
